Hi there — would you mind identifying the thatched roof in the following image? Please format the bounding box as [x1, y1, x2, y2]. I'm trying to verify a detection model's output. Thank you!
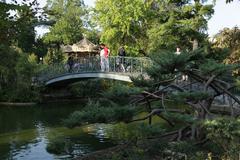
[62, 37, 98, 53]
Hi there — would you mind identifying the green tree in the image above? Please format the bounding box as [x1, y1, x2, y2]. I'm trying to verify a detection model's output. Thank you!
[147, 0, 214, 52]
[204, 118, 240, 159]
[137, 49, 240, 140]
[83, 9, 101, 44]
[213, 27, 240, 64]
[94, 0, 149, 55]
[0, 1, 41, 102]
[14, 3, 38, 53]
[62, 49, 240, 159]
[43, 0, 86, 44]
[94, 0, 214, 55]
[43, 45, 65, 65]
[0, 2, 19, 46]
[0, 45, 18, 92]
[0, 1, 40, 53]
[33, 37, 49, 60]
[0, 2, 17, 93]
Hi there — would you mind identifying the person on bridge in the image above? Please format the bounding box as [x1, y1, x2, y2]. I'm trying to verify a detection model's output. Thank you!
[175, 47, 181, 55]
[174, 47, 188, 81]
[117, 46, 126, 72]
[67, 56, 74, 72]
[100, 43, 110, 72]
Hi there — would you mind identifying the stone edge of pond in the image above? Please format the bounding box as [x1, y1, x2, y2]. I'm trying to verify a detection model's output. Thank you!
[0, 102, 37, 106]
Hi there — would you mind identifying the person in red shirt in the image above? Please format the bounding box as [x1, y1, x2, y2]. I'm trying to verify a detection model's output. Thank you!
[100, 43, 110, 72]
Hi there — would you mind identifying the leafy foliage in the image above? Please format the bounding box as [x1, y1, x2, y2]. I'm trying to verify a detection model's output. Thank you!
[94, 0, 214, 54]
[108, 123, 165, 143]
[213, 27, 240, 75]
[43, 47, 64, 65]
[170, 91, 210, 103]
[0, 1, 44, 102]
[149, 51, 191, 74]
[162, 112, 196, 124]
[204, 117, 240, 159]
[101, 82, 142, 104]
[64, 100, 134, 128]
[131, 75, 156, 90]
[90, 136, 223, 160]
[147, 1, 213, 52]
[199, 59, 236, 76]
[1, 52, 40, 102]
[43, 0, 86, 44]
[147, 50, 200, 82]
[0, 1, 38, 51]
[69, 79, 109, 97]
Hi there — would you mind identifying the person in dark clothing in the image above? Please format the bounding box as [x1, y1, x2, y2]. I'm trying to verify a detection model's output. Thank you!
[67, 56, 74, 72]
[117, 46, 126, 72]
[118, 46, 126, 57]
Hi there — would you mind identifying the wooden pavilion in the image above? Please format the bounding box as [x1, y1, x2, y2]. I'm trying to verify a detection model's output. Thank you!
[61, 37, 99, 57]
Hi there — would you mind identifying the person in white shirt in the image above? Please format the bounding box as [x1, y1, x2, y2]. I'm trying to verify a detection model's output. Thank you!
[175, 47, 188, 81]
[100, 43, 110, 72]
[175, 47, 181, 55]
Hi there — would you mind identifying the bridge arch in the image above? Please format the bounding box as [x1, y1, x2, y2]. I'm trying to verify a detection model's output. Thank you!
[45, 72, 132, 87]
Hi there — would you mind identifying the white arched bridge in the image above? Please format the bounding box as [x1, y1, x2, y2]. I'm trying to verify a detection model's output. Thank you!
[38, 56, 151, 87]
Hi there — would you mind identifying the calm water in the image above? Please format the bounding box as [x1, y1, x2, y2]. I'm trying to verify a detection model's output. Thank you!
[0, 103, 114, 160]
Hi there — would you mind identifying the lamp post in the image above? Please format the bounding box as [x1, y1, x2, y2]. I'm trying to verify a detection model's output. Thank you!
[39, 57, 43, 64]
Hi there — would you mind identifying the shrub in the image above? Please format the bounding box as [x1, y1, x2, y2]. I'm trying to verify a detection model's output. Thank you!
[204, 117, 240, 159]
[64, 100, 135, 128]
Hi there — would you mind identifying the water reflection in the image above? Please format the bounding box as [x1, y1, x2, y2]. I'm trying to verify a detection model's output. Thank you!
[0, 104, 114, 160]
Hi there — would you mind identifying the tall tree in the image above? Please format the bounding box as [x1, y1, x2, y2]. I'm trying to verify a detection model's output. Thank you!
[0, 2, 18, 46]
[147, 0, 214, 52]
[0, 2, 24, 90]
[15, 3, 38, 53]
[43, 0, 86, 44]
[94, 0, 214, 55]
[94, 0, 149, 55]
[213, 27, 240, 74]
[0, 1, 40, 101]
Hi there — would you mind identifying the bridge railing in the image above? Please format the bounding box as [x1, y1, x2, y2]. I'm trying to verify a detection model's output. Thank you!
[38, 56, 152, 82]
[74, 56, 151, 73]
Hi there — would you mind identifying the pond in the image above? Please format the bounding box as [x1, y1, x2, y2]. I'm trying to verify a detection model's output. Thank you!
[0, 103, 114, 160]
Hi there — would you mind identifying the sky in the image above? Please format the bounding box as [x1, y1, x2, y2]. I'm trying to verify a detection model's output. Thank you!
[9, 0, 240, 37]
[208, 0, 240, 36]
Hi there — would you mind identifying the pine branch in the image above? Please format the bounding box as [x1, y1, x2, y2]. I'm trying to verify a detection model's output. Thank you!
[153, 75, 180, 86]
[129, 109, 162, 123]
[133, 84, 186, 105]
[157, 114, 175, 127]
[199, 102, 212, 115]
[204, 75, 218, 91]
[213, 82, 240, 105]
[129, 109, 185, 123]
[142, 91, 162, 99]
[188, 71, 221, 94]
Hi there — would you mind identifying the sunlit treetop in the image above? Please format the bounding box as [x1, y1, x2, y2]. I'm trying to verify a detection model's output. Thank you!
[94, 0, 214, 55]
